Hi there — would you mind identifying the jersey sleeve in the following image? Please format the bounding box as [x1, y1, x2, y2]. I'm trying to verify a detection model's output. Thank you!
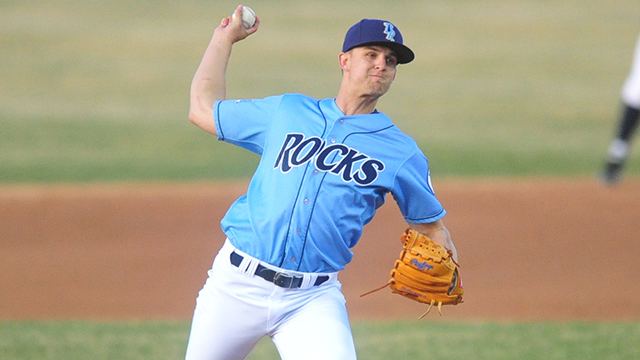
[214, 95, 284, 155]
[391, 151, 446, 223]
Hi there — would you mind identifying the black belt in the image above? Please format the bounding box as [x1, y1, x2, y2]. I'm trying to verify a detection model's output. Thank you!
[230, 251, 329, 288]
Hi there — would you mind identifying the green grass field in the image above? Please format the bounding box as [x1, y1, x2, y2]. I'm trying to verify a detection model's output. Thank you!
[2, 1, 640, 359]
[2, 320, 639, 360]
[1, 0, 639, 183]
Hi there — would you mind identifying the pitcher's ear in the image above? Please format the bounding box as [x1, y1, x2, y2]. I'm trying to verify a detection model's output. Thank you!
[338, 52, 350, 70]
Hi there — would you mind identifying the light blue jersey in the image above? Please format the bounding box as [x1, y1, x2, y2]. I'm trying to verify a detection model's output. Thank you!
[214, 93, 445, 273]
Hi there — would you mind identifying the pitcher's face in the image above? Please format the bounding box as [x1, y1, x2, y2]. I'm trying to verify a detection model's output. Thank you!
[340, 45, 398, 98]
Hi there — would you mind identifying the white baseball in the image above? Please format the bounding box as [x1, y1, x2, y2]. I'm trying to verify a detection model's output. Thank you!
[239, 5, 256, 29]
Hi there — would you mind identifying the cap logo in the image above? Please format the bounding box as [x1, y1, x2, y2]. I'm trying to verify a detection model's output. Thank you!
[383, 22, 396, 42]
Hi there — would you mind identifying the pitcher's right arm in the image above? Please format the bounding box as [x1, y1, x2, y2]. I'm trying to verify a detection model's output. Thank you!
[188, 5, 259, 135]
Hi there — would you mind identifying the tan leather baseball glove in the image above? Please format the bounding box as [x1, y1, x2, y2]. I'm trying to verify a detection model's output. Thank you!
[361, 228, 464, 318]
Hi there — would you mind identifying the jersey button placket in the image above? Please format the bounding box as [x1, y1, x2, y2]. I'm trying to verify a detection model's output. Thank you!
[283, 227, 303, 269]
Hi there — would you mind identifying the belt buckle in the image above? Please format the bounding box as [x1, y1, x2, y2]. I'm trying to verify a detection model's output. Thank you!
[273, 272, 294, 288]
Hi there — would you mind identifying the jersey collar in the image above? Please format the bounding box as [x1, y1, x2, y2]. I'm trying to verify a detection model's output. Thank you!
[319, 98, 394, 132]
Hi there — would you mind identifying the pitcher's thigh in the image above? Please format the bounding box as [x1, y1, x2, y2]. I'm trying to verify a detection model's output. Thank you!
[184, 277, 266, 360]
[272, 288, 356, 360]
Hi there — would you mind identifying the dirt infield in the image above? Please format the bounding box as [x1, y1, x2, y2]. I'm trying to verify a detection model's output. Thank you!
[1, 178, 639, 321]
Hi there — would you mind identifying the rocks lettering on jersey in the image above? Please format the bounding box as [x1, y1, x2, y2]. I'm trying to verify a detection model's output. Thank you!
[274, 133, 385, 185]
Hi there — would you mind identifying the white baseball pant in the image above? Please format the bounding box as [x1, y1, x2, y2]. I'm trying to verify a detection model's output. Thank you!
[622, 34, 640, 108]
[184, 240, 357, 360]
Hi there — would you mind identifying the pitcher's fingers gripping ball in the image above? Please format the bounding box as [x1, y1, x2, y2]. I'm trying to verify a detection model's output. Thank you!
[361, 228, 464, 318]
[232, 5, 256, 29]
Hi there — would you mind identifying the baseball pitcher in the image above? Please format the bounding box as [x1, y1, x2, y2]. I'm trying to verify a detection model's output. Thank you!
[185, 5, 463, 360]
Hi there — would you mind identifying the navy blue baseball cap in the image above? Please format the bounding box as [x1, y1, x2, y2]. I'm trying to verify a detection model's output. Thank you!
[342, 19, 415, 64]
